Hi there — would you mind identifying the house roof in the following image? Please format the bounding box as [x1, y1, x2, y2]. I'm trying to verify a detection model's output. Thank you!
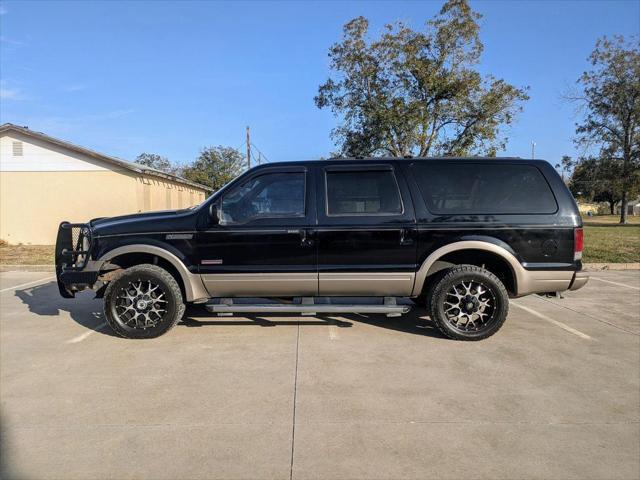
[0, 123, 209, 192]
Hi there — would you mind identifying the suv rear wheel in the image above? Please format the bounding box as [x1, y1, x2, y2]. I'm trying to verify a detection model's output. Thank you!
[104, 264, 185, 339]
[428, 265, 509, 341]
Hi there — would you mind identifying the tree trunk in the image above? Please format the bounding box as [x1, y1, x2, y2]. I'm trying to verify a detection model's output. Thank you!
[620, 190, 628, 224]
[610, 201, 615, 215]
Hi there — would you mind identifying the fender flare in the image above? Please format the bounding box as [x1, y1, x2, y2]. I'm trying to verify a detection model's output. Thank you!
[412, 240, 524, 296]
[98, 244, 208, 302]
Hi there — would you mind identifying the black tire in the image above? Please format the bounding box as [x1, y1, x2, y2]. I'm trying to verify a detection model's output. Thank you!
[104, 264, 185, 339]
[428, 264, 509, 341]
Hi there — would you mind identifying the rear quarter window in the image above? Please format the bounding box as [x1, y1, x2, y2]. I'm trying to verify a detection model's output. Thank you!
[411, 163, 558, 215]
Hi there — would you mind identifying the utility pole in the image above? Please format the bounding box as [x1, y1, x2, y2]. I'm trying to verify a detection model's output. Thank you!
[246, 126, 251, 169]
[531, 141, 536, 159]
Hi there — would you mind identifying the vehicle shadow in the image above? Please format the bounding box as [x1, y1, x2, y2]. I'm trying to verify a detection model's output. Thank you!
[339, 311, 446, 338]
[0, 412, 22, 480]
[14, 283, 446, 339]
[181, 304, 354, 328]
[181, 304, 447, 339]
[13, 281, 119, 338]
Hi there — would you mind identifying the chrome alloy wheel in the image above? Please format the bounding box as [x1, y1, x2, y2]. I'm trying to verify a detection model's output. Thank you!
[443, 280, 496, 332]
[114, 280, 168, 329]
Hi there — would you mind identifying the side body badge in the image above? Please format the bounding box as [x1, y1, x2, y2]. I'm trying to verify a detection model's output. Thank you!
[166, 233, 193, 240]
[201, 259, 223, 265]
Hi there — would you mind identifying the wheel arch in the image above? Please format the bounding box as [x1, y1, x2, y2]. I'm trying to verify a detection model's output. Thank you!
[412, 240, 525, 297]
[97, 244, 208, 302]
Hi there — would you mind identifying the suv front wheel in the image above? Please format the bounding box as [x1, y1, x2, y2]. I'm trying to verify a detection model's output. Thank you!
[428, 265, 509, 341]
[104, 264, 185, 339]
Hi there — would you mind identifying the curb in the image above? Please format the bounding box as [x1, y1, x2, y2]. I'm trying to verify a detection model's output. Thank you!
[582, 263, 640, 271]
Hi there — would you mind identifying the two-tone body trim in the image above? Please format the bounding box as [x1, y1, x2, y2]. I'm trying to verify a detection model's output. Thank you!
[98, 244, 209, 302]
[319, 272, 414, 296]
[201, 272, 317, 297]
[412, 241, 574, 297]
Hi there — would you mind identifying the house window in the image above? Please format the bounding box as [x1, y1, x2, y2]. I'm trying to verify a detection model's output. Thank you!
[12, 141, 23, 156]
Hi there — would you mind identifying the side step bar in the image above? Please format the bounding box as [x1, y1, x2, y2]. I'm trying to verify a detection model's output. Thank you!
[205, 297, 410, 317]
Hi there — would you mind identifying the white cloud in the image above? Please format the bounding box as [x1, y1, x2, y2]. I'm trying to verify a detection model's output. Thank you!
[22, 110, 136, 134]
[63, 84, 87, 92]
[0, 35, 27, 46]
[0, 83, 25, 100]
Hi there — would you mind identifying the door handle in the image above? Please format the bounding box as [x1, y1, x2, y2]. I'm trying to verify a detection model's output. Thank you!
[400, 228, 414, 246]
[300, 229, 315, 247]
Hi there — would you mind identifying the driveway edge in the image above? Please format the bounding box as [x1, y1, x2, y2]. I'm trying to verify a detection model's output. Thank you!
[582, 262, 640, 271]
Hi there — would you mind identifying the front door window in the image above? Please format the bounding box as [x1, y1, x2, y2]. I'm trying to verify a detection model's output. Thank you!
[220, 172, 305, 225]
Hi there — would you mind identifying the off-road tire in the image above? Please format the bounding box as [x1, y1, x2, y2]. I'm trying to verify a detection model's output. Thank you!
[428, 264, 509, 341]
[104, 264, 185, 339]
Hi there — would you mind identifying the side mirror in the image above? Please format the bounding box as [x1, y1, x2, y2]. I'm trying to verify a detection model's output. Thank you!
[209, 203, 220, 225]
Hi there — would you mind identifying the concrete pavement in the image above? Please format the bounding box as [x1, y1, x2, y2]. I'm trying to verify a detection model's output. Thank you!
[0, 270, 638, 479]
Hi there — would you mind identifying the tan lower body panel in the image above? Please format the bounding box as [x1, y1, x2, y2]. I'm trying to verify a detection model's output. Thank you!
[201, 271, 416, 297]
[569, 272, 589, 291]
[516, 270, 573, 296]
[201, 272, 318, 297]
[319, 272, 415, 296]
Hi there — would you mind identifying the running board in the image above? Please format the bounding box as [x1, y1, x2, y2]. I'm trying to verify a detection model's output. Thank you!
[205, 297, 410, 317]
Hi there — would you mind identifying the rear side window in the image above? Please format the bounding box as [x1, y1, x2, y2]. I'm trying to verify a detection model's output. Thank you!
[326, 170, 403, 215]
[411, 163, 557, 215]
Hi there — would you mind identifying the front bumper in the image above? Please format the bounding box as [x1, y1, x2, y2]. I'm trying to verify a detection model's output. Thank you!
[55, 222, 98, 298]
[569, 271, 589, 291]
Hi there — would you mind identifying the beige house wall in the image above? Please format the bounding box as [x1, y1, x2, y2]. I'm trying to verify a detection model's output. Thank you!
[0, 132, 207, 245]
[0, 170, 206, 245]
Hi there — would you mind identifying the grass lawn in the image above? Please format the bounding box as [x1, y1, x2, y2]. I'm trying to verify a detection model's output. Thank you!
[0, 215, 638, 265]
[582, 215, 640, 226]
[582, 215, 640, 263]
[0, 244, 54, 265]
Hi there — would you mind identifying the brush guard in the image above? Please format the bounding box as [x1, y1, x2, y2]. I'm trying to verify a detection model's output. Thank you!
[55, 222, 98, 298]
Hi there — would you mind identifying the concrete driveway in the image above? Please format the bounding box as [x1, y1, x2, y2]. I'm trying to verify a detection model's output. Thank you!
[1, 270, 638, 479]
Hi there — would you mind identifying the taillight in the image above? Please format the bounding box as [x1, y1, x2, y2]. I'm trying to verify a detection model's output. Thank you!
[574, 227, 583, 261]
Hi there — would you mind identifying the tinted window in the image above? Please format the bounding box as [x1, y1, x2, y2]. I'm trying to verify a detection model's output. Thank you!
[326, 170, 402, 215]
[220, 172, 305, 224]
[412, 163, 557, 215]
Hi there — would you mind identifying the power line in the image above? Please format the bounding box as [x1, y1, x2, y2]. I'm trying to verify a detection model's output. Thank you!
[250, 142, 269, 164]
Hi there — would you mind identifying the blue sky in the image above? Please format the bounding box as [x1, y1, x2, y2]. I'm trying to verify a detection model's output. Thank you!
[1, 0, 638, 168]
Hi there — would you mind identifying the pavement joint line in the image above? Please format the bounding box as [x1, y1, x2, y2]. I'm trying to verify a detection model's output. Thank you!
[511, 301, 593, 340]
[532, 295, 639, 336]
[326, 316, 342, 340]
[66, 322, 108, 343]
[289, 323, 300, 480]
[329, 325, 338, 340]
[0, 275, 55, 293]
[589, 276, 640, 291]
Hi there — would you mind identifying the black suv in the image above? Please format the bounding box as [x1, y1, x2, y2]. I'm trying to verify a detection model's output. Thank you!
[56, 158, 588, 340]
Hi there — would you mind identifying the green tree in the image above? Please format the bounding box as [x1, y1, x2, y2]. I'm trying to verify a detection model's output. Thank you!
[134, 153, 176, 174]
[569, 157, 624, 215]
[314, 0, 529, 158]
[182, 146, 245, 192]
[555, 155, 574, 182]
[572, 35, 640, 223]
